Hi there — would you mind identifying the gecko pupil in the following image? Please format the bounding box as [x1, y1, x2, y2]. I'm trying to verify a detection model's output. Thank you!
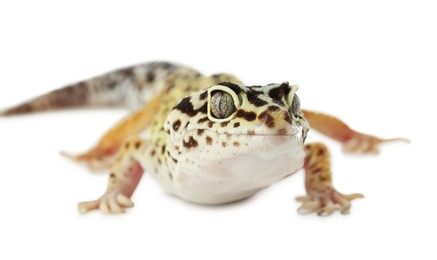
[210, 91, 235, 119]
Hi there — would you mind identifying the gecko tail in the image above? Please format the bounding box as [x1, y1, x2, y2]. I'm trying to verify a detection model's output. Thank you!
[0, 67, 141, 116]
[0, 83, 97, 116]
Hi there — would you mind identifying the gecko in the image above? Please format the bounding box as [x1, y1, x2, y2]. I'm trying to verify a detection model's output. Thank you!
[0, 62, 408, 216]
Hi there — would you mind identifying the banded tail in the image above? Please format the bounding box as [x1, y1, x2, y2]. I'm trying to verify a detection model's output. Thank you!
[0, 62, 198, 116]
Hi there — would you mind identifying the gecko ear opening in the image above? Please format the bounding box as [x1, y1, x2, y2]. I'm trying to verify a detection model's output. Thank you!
[207, 85, 240, 123]
[285, 84, 300, 117]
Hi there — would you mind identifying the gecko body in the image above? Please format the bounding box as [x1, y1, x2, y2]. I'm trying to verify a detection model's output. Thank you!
[0, 62, 407, 215]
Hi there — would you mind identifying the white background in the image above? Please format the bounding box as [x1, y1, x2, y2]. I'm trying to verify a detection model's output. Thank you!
[0, 1, 435, 259]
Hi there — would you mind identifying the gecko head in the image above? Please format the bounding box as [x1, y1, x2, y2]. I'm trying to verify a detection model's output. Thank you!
[165, 81, 309, 145]
[164, 82, 309, 191]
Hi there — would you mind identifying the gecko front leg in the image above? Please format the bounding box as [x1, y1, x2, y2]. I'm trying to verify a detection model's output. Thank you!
[296, 143, 364, 216]
[78, 137, 147, 214]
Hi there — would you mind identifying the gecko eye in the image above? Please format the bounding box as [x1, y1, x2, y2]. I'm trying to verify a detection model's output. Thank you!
[290, 94, 300, 115]
[210, 91, 235, 119]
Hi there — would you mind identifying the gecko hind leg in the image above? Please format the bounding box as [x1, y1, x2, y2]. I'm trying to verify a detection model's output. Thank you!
[302, 110, 409, 154]
[296, 143, 364, 216]
[78, 137, 147, 214]
[61, 94, 163, 171]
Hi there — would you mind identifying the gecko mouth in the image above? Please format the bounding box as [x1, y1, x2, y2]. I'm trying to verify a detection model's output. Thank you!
[192, 121, 303, 137]
[183, 128, 304, 153]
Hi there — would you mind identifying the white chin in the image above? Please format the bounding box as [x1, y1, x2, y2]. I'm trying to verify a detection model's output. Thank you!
[171, 135, 305, 205]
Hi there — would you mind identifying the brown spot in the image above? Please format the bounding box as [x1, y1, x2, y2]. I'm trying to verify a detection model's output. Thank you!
[317, 149, 326, 156]
[220, 121, 230, 127]
[167, 152, 178, 164]
[183, 136, 198, 148]
[218, 81, 242, 94]
[208, 121, 214, 128]
[174, 145, 180, 150]
[199, 91, 208, 100]
[197, 129, 205, 136]
[222, 142, 227, 147]
[125, 143, 130, 149]
[150, 150, 156, 156]
[110, 173, 115, 178]
[206, 136, 213, 145]
[173, 97, 207, 117]
[212, 73, 224, 81]
[198, 117, 209, 124]
[268, 105, 280, 111]
[135, 141, 142, 149]
[146, 72, 155, 83]
[311, 167, 323, 174]
[233, 122, 240, 128]
[247, 91, 268, 107]
[236, 110, 245, 117]
[173, 120, 181, 131]
[160, 62, 173, 69]
[318, 175, 330, 182]
[247, 130, 255, 135]
[236, 109, 256, 121]
[277, 128, 287, 135]
[233, 141, 240, 147]
[258, 111, 275, 128]
[268, 82, 291, 102]
[119, 68, 134, 77]
[161, 145, 166, 154]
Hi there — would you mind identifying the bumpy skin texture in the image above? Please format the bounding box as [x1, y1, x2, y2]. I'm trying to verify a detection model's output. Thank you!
[0, 62, 407, 215]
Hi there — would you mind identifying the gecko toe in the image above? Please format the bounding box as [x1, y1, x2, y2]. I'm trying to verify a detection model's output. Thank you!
[297, 188, 363, 216]
[78, 191, 134, 214]
[77, 200, 99, 214]
[116, 194, 134, 208]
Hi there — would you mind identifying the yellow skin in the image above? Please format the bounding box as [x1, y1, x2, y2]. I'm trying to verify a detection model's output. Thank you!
[0, 62, 408, 216]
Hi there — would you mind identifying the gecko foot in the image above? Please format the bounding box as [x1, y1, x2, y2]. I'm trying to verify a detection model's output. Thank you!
[78, 191, 134, 214]
[342, 133, 409, 154]
[296, 186, 364, 216]
[60, 150, 113, 172]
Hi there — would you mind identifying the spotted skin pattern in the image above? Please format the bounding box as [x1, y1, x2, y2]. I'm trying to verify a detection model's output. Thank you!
[0, 62, 408, 215]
